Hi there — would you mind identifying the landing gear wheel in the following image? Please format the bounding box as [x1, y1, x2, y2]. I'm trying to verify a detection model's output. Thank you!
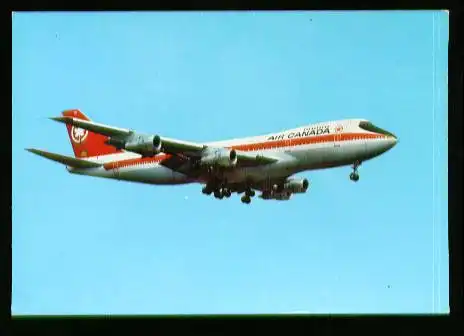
[241, 195, 251, 204]
[214, 190, 221, 199]
[202, 186, 212, 195]
[245, 189, 255, 197]
[350, 172, 359, 182]
[219, 188, 227, 199]
[223, 189, 232, 198]
[349, 161, 361, 182]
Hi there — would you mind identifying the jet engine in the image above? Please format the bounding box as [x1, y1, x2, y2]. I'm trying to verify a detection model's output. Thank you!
[123, 135, 162, 157]
[260, 191, 292, 201]
[273, 178, 309, 194]
[284, 178, 309, 193]
[200, 148, 238, 168]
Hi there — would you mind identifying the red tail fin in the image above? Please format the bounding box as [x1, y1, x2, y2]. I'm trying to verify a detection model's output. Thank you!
[62, 109, 123, 158]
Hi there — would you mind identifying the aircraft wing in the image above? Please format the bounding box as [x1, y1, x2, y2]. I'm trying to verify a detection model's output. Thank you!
[26, 148, 102, 169]
[155, 136, 205, 156]
[51, 116, 205, 153]
[156, 147, 278, 176]
[51, 116, 132, 137]
[51, 116, 278, 168]
[147, 139, 278, 166]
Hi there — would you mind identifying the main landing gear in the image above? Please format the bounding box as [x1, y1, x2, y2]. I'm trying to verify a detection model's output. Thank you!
[202, 180, 256, 204]
[349, 161, 361, 182]
[215, 188, 232, 199]
[202, 185, 232, 199]
[202, 185, 213, 195]
[240, 188, 255, 204]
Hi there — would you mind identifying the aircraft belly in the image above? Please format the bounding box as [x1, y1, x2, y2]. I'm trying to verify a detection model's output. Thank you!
[224, 156, 296, 184]
[279, 142, 368, 171]
[117, 165, 191, 185]
[279, 145, 330, 170]
[336, 141, 368, 163]
[314, 141, 367, 167]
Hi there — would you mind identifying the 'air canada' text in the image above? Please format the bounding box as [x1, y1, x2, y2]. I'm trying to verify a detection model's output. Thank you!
[267, 126, 330, 141]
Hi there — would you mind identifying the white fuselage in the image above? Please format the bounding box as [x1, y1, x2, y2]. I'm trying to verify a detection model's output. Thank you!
[68, 119, 397, 186]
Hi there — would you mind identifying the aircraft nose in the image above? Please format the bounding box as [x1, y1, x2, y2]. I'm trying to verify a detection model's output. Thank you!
[387, 135, 398, 149]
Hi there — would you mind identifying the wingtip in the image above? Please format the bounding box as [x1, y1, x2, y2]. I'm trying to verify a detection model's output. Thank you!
[49, 116, 68, 123]
[25, 148, 40, 154]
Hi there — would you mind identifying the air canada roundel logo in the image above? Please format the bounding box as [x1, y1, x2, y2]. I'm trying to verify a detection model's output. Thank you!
[335, 125, 344, 133]
[71, 126, 89, 143]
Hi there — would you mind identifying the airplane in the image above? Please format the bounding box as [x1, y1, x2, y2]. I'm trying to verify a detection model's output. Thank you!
[26, 109, 398, 204]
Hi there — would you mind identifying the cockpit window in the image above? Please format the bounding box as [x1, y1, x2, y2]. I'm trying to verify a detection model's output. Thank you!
[359, 121, 396, 137]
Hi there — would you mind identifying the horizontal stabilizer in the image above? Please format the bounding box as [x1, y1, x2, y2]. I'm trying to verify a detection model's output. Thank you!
[26, 148, 102, 169]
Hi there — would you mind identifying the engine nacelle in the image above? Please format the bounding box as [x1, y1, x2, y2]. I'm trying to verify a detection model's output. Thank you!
[274, 192, 292, 200]
[105, 137, 126, 149]
[200, 148, 237, 168]
[273, 178, 309, 194]
[124, 135, 162, 157]
[283, 178, 309, 193]
[260, 191, 292, 201]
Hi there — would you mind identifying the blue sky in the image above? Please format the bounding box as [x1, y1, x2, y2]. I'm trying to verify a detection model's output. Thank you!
[12, 11, 449, 314]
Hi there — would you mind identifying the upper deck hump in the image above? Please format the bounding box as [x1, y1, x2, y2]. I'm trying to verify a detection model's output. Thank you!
[205, 118, 368, 147]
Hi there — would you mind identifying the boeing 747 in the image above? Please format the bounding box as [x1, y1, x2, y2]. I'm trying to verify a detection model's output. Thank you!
[27, 109, 398, 204]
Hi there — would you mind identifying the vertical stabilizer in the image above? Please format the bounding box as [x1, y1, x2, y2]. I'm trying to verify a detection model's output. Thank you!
[61, 109, 123, 158]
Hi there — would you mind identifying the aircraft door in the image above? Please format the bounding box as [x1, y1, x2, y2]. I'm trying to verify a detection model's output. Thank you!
[113, 161, 120, 179]
[332, 123, 344, 163]
[333, 123, 343, 147]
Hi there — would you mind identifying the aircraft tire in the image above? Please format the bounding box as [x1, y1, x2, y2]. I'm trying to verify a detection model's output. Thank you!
[202, 187, 212, 195]
[245, 189, 255, 197]
[241, 195, 251, 204]
[350, 172, 359, 182]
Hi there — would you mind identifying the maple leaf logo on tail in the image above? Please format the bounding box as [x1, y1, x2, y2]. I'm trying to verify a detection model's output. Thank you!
[71, 126, 89, 143]
[61, 109, 123, 159]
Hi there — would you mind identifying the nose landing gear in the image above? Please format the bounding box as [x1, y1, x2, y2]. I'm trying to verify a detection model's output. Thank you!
[350, 172, 359, 182]
[350, 161, 361, 182]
